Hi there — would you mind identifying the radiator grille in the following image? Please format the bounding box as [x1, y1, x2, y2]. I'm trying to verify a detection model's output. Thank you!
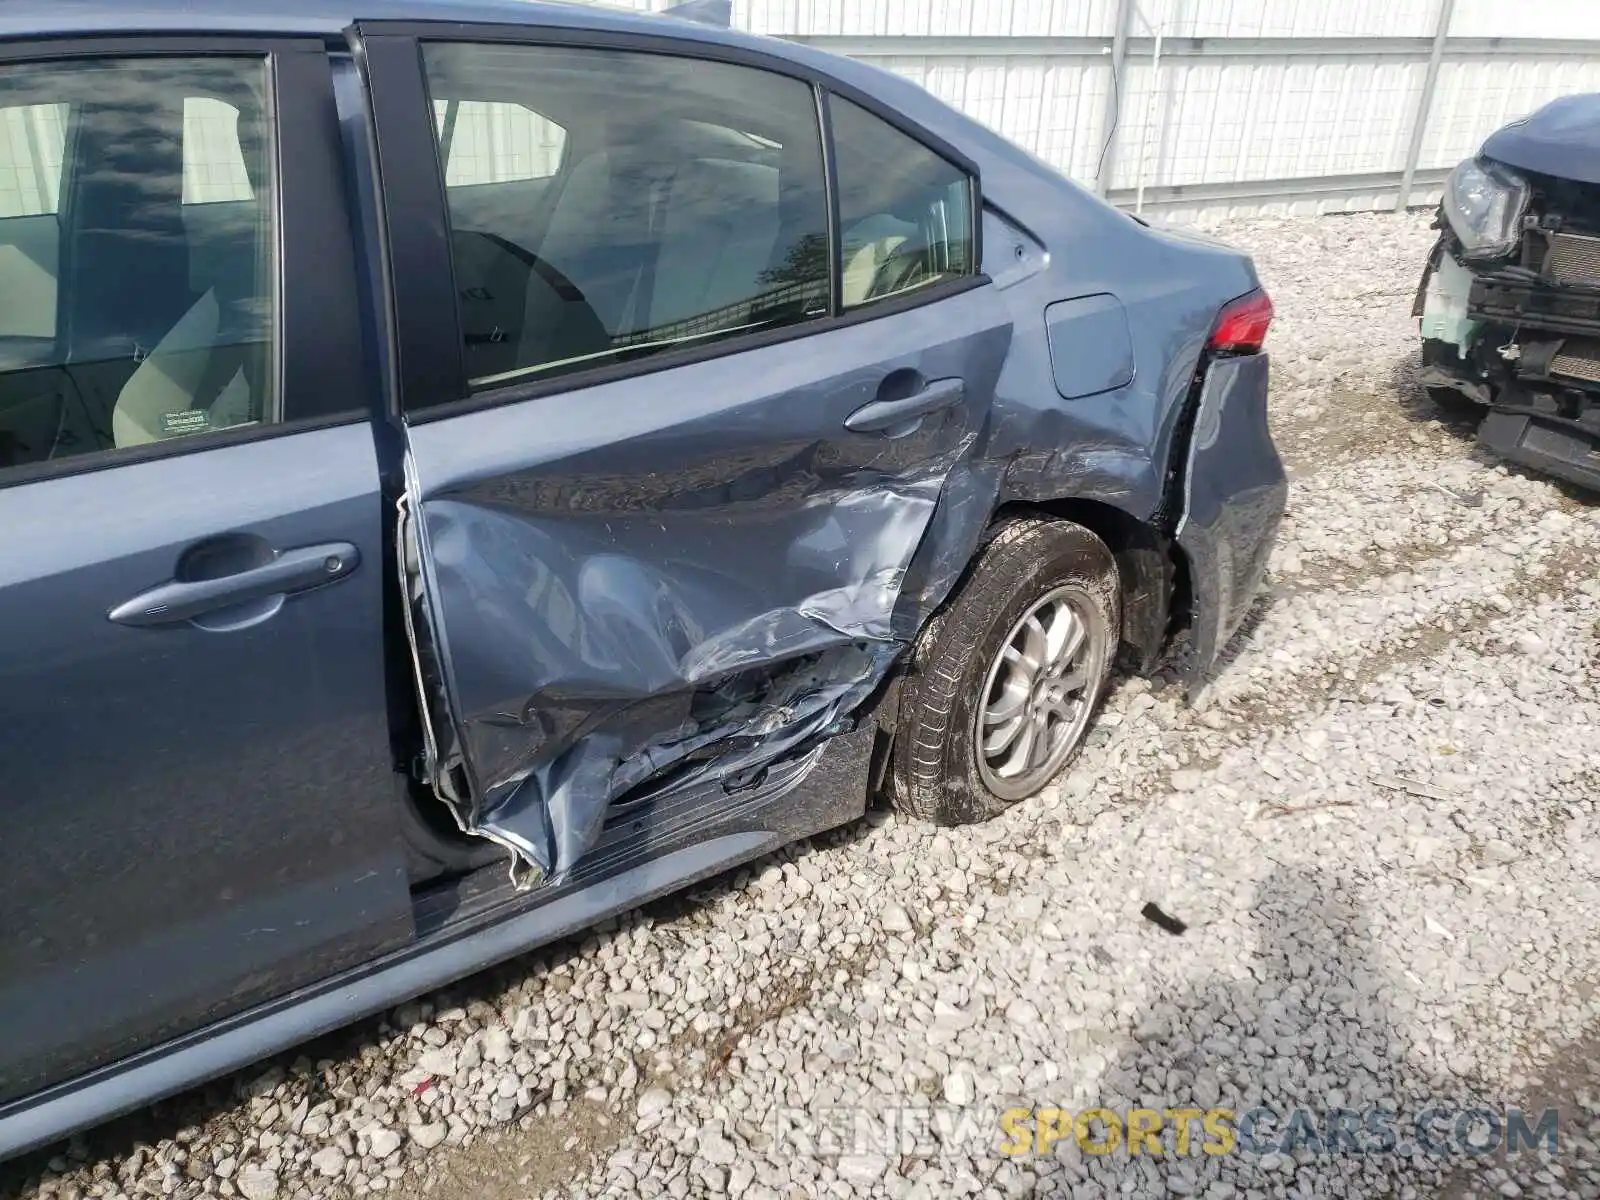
[1545, 232, 1600, 286]
[1550, 337, 1600, 383]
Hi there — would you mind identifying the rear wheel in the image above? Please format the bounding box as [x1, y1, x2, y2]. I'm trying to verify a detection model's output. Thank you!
[398, 782, 504, 886]
[891, 518, 1120, 824]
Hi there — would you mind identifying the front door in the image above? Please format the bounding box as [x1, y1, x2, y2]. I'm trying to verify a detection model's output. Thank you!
[359, 28, 1011, 885]
[0, 41, 413, 1105]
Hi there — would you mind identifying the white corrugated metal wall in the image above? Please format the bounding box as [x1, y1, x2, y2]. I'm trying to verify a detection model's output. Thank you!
[593, 0, 1600, 220]
[3, 2, 1594, 222]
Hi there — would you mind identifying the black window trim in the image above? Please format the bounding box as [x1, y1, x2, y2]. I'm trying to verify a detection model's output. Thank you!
[354, 20, 988, 424]
[817, 82, 842, 319]
[0, 34, 373, 492]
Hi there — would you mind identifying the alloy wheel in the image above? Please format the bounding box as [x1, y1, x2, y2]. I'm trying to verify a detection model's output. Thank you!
[974, 583, 1108, 800]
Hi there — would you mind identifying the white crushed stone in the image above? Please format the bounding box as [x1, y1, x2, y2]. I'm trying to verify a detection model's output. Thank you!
[9, 211, 1600, 1200]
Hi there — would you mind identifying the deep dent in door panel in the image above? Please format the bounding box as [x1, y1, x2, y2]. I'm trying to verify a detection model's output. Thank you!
[390, 55, 1287, 894]
[422, 464, 972, 889]
[411, 424, 993, 890]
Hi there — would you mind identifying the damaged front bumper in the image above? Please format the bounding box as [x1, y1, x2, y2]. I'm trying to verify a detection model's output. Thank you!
[1417, 219, 1600, 490]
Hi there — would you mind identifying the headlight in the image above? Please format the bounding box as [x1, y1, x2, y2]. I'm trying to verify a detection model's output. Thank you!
[1443, 157, 1530, 261]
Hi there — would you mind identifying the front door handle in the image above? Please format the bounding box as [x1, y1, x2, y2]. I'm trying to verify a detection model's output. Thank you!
[109, 542, 360, 628]
[844, 377, 965, 435]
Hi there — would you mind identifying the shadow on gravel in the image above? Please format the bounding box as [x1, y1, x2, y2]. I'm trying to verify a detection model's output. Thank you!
[1148, 588, 1279, 704]
[0, 816, 882, 1200]
[1433, 1024, 1600, 1199]
[1033, 860, 1493, 1198]
[1376, 350, 1600, 515]
[1386, 350, 1600, 508]
[1387, 349, 1485, 442]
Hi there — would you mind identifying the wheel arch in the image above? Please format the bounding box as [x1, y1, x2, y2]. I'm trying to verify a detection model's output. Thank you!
[987, 497, 1186, 675]
[865, 496, 1185, 803]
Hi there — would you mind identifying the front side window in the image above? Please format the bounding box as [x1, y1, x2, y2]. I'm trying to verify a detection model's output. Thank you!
[0, 56, 276, 472]
[0, 100, 65, 220]
[0, 101, 65, 344]
[183, 95, 256, 204]
[829, 95, 975, 310]
[422, 43, 830, 391]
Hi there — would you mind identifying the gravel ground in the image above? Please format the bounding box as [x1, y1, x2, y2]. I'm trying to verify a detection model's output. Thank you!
[8, 209, 1600, 1200]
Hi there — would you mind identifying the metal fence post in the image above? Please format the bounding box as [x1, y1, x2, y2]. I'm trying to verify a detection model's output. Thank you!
[1095, 0, 1135, 197]
[1398, 0, 1456, 211]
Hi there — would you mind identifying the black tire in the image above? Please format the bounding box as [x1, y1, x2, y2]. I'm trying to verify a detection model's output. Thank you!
[891, 518, 1121, 824]
[397, 782, 505, 885]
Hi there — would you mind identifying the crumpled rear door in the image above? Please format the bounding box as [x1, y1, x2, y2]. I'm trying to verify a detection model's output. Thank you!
[404, 291, 1010, 887]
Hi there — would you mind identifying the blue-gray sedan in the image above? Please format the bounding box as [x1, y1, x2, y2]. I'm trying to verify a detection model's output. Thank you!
[0, 0, 1286, 1158]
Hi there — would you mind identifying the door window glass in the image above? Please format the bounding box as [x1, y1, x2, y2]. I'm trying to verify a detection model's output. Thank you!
[433, 98, 567, 186]
[183, 96, 256, 204]
[0, 57, 277, 473]
[422, 42, 830, 391]
[828, 95, 975, 310]
[0, 101, 65, 219]
[0, 101, 66, 343]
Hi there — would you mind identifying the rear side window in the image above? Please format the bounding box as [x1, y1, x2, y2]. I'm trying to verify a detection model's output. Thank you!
[828, 96, 975, 311]
[0, 57, 277, 473]
[421, 42, 830, 391]
[433, 99, 568, 186]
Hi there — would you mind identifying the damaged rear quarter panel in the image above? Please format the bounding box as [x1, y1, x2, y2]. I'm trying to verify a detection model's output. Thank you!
[899, 78, 1283, 686]
[760, 47, 1264, 528]
[958, 144, 1260, 520]
[404, 289, 1010, 884]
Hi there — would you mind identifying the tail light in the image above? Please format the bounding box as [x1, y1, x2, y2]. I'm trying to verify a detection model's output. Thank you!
[1208, 289, 1274, 355]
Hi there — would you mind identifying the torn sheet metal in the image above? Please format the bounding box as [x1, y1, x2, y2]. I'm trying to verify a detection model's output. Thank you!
[409, 443, 978, 888]
[396, 286, 1010, 889]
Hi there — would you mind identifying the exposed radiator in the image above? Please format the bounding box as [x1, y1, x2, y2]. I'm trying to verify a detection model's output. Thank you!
[1550, 337, 1600, 383]
[1545, 232, 1600, 286]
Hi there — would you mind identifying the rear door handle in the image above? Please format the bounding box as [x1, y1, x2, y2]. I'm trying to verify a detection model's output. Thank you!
[108, 542, 360, 628]
[844, 377, 966, 434]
